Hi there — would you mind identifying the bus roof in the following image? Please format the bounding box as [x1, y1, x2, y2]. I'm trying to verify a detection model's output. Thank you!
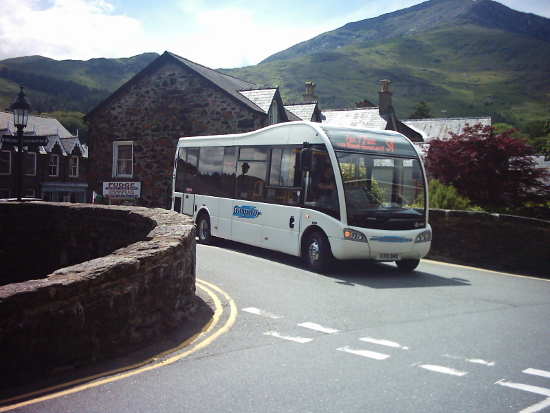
[177, 121, 419, 157]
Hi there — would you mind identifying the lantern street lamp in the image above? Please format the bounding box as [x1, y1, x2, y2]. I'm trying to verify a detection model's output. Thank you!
[10, 84, 31, 201]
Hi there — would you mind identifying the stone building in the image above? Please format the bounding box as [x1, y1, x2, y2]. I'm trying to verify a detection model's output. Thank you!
[84, 51, 291, 209]
[0, 112, 88, 201]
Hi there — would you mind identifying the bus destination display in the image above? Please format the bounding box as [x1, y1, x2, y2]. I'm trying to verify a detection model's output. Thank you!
[322, 127, 418, 157]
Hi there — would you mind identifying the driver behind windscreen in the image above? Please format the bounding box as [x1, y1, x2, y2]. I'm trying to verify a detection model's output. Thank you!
[315, 163, 336, 197]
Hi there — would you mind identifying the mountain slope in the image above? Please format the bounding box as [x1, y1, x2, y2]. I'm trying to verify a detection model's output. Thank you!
[0, 53, 159, 112]
[222, 0, 550, 127]
[262, 0, 550, 63]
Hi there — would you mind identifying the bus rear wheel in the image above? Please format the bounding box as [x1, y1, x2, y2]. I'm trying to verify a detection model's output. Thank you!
[304, 231, 333, 273]
[396, 259, 420, 271]
[196, 213, 212, 244]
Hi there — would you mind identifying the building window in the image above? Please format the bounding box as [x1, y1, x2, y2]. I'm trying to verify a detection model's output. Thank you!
[0, 151, 11, 175]
[25, 189, 35, 198]
[49, 154, 59, 177]
[69, 156, 79, 177]
[24, 152, 36, 176]
[113, 141, 133, 178]
[0, 189, 10, 198]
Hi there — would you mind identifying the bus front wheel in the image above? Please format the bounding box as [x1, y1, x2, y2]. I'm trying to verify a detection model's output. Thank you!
[196, 213, 212, 244]
[396, 259, 420, 271]
[304, 231, 333, 273]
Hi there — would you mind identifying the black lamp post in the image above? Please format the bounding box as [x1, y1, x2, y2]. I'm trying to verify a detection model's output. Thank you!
[10, 84, 31, 201]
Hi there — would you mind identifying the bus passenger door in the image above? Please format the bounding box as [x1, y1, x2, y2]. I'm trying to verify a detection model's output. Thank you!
[261, 203, 301, 256]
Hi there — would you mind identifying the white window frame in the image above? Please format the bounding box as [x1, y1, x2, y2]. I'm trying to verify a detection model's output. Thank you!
[49, 154, 59, 177]
[113, 141, 133, 178]
[69, 156, 79, 177]
[24, 152, 37, 176]
[0, 150, 11, 175]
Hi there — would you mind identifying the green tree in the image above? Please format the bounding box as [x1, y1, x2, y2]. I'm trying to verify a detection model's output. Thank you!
[427, 179, 477, 210]
[41, 111, 88, 142]
[408, 101, 432, 119]
[425, 124, 550, 209]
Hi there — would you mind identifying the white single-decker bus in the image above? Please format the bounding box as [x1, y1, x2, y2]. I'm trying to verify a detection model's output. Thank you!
[172, 121, 431, 273]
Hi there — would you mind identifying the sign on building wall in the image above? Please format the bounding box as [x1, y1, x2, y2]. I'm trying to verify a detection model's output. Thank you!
[102, 182, 141, 198]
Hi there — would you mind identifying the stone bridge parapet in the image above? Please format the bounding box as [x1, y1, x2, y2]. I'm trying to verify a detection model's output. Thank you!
[0, 202, 196, 388]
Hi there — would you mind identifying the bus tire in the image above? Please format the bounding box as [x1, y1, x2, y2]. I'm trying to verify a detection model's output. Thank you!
[304, 231, 333, 273]
[196, 213, 212, 245]
[396, 259, 420, 271]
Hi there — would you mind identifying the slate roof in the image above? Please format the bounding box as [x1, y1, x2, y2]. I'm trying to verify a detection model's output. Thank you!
[403, 117, 492, 141]
[284, 103, 319, 122]
[321, 107, 388, 130]
[44, 135, 88, 157]
[0, 111, 73, 138]
[0, 111, 85, 155]
[85, 51, 266, 120]
[239, 88, 278, 113]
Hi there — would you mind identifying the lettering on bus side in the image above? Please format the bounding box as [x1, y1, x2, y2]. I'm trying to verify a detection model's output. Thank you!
[233, 205, 262, 219]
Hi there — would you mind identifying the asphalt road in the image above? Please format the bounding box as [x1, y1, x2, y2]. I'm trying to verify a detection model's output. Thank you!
[2, 239, 550, 413]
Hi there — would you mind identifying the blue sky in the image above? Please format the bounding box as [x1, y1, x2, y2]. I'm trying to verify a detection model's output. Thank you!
[0, 0, 549, 69]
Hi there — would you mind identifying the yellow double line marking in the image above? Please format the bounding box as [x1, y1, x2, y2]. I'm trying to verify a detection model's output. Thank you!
[0, 279, 236, 412]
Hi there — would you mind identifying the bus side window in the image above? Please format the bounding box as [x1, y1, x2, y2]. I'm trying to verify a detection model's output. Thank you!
[222, 147, 237, 198]
[184, 148, 199, 193]
[174, 148, 186, 193]
[236, 147, 267, 201]
[267, 147, 301, 205]
[197, 147, 224, 196]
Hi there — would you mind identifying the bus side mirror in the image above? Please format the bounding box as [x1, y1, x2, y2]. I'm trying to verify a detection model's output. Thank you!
[301, 148, 313, 172]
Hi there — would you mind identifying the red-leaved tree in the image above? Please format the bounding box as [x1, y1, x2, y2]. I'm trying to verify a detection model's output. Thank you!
[425, 124, 550, 209]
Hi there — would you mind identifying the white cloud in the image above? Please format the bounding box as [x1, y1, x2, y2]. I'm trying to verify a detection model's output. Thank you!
[0, 0, 145, 61]
[163, 4, 341, 68]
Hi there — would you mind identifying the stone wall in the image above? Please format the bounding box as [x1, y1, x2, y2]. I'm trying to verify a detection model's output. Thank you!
[87, 60, 265, 209]
[0, 202, 196, 388]
[427, 209, 550, 277]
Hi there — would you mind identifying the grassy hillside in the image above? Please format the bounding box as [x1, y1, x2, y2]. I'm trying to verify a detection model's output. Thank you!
[0, 53, 159, 113]
[224, 25, 550, 127]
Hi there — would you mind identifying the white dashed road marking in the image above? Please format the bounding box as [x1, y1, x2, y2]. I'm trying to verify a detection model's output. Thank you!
[524, 368, 550, 379]
[264, 331, 312, 344]
[496, 368, 550, 413]
[242, 307, 282, 319]
[337, 346, 390, 360]
[298, 322, 339, 334]
[360, 337, 409, 349]
[443, 354, 495, 366]
[417, 364, 468, 377]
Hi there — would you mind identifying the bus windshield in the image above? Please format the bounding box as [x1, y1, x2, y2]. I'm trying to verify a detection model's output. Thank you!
[336, 151, 427, 230]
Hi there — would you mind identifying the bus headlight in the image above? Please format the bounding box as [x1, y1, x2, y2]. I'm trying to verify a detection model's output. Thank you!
[344, 228, 367, 242]
[415, 230, 432, 243]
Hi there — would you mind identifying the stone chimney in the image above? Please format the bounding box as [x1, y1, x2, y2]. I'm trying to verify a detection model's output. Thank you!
[378, 79, 393, 117]
[302, 82, 317, 102]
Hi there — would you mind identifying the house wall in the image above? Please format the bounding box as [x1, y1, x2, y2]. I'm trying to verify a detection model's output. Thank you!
[87, 61, 265, 209]
[0, 147, 87, 200]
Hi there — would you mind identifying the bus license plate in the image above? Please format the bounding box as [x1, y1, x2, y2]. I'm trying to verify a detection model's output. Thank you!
[379, 254, 399, 260]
